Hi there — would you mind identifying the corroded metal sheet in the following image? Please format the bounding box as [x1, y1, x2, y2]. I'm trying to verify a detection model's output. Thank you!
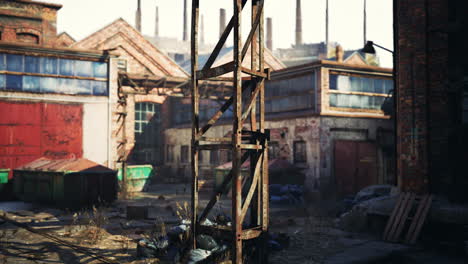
[0, 101, 83, 178]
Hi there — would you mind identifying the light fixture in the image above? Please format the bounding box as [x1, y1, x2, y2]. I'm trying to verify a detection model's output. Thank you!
[361, 41, 393, 54]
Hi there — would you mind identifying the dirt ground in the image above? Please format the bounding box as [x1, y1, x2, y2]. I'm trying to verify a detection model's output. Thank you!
[1, 184, 465, 264]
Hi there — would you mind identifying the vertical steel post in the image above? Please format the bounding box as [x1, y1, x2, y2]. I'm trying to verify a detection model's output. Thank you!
[232, 0, 243, 262]
[190, 0, 200, 249]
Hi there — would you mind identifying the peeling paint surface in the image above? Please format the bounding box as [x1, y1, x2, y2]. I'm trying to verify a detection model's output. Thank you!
[0, 101, 83, 178]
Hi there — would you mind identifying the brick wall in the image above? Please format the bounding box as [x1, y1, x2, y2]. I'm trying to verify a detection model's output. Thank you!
[0, 1, 60, 46]
[395, 0, 457, 196]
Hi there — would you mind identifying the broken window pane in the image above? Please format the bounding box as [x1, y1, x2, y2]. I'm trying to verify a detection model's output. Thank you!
[59, 59, 75, 76]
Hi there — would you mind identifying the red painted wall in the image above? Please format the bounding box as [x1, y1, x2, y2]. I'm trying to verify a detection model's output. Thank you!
[0, 101, 83, 179]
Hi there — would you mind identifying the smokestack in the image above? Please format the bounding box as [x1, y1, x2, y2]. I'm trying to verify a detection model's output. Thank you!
[326, 0, 329, 45]
[201, 15, 205, 45]
[363, 0, 367, 45]
[266, 17, 273, 50]
[136, 0, 142, 32]
[183, 0, 188, 41]
[295, 0, 302, 46]
[220, 8, 226, 47]
[155, 6, 159, 37]
[336, 45, 344, 63]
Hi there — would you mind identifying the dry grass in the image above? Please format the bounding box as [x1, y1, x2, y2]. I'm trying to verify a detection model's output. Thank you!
[71, 206, 110, 245]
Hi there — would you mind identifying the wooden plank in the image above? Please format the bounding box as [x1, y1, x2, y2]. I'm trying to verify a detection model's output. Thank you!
[241, 66, 267, 78]
[190, 0, 200, 250]
[384, 193, 410, 241]
[240, 144, 263, 150]
[198, 151, 250, 224]
[197, 61, 235, 80]
[241, 79, 261, 122]
[197, 144, 232, 150]
[408, 195, 433, 244]
[241, 228, 262, 240]
[241, 0, 264, 62]
[404, 195, 428, 243]
[232, 0, 244, 261]
[198, 136, 232, 142]
[202, 0, 248, 71]
[383, 193, 404, 240]
[391, 193, 416, 242]
[240, 152, 263, 223]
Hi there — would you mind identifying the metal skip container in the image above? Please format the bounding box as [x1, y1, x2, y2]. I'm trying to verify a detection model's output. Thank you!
[13, 157, 117, 209]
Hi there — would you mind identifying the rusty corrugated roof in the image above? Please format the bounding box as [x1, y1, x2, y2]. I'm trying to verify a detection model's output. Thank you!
[15, 157, 114, 173]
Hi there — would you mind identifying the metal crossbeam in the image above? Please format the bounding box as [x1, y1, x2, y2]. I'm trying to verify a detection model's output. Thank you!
[190, 1, 269, 263]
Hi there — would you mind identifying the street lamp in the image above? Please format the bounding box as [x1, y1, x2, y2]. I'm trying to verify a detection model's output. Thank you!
[362, 41, 393, 54]
[361, 40, 395, 117]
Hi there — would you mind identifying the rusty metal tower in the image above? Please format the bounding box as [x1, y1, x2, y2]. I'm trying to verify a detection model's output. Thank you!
[190, 0, 269, 263]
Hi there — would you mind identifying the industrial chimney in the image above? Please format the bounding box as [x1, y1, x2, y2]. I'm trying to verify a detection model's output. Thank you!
[220, 8, 226, 47]
[326, 0, 329, 46]
[336, 45, 344, 63]
[266, 17, 273, 50]
[363, 0, 367, 45]
[183, 0, 188, 41]
[136, 0, 142, 32]
[295, 0, 303, 46]
[201, 15, 205, 45]
[155, 6, 159, 37]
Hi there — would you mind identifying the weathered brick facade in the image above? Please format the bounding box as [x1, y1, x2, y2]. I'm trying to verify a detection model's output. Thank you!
[396, 0, 467, 200]
[0, 0, 61, 46]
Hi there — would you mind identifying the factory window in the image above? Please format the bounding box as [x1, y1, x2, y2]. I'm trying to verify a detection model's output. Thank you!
[117, 59, 127, 72]
[329, 73, 393, 110]
[269, 141, 279, 159]
[166, 145, 174, 163]
[181, 145, 189, 163]
[293, 141, 307, 164]
[134, 102, 162, 164]
[265, 72, 316, 113]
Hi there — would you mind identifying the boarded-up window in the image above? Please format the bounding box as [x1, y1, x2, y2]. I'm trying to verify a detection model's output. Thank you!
[181, 145, 189, 163]
[293, 141, 307, 163]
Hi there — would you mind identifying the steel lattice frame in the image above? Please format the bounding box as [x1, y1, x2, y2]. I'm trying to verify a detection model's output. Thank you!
[191, 0, 269, 263]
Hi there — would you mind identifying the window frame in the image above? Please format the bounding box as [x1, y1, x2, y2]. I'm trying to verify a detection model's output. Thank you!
[293, 140, 307, 164]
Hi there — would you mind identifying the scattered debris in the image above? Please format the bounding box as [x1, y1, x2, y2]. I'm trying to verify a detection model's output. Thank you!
[270, 184, 304, 205]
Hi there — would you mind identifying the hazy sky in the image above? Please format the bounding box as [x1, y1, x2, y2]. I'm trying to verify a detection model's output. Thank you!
[47, 0, 393, 67]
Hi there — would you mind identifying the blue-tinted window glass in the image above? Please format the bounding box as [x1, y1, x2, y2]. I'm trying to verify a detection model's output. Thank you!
[384, 80, 393, 94]
[40, 77, 57, 93]
[329, 74, 338, 90]
[329, 94, 338, 107]
[75, 60, 93, 77]
[6, 54, 23, 72]
[349, 76, 361, 92]
[59, 59, 74, 76]
[40, 57, 57, 74]
[337, 94, 350, 108]
[93, 62, 108, 78]
[374, 96, 385, 109]
[0, 74, 5, 89]
[374, 79, 384, 94]
[6, 75, 23, 91]
[24, 56, 40, 73]
[92, 81, 108, 96]
[362, 78, 373, 93]
[0, 54, 5, 70]
[349, 94, 362, 108]
[23, 76, 41, 92]
[75, 79, 92, 94]
[57, 78, 73, 94]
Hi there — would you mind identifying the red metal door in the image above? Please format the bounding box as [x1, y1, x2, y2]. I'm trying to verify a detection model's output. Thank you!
[0, 101, 83, 179]
[334, 140, 377, 196]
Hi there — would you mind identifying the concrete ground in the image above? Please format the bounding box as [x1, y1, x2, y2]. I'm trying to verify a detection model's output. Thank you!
[0, 183, 466, 263]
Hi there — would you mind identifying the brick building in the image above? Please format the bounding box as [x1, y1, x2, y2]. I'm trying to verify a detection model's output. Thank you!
[395, 0, 468, 201]
[165, 58, 394, 197]
[0, 1, 118, 185]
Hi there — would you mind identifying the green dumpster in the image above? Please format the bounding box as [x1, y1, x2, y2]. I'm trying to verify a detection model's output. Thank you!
[117, 165, 154, 192]
[13, 157, 117, 209]
[0, 169, 9, 193]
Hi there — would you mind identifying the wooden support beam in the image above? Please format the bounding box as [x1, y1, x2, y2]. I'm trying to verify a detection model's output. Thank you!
[190, 0, 200, 250]
[197, 61, 235, 80]
[202, 0, 248, 71]
[240, 152, 263, 223]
